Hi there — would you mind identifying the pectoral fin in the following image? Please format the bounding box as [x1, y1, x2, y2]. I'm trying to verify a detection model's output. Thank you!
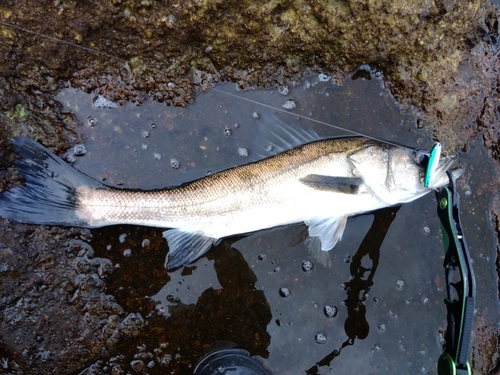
[300, 175, 361, 193]
[305, 215, 348, 251]
[163, 229, 217, 269]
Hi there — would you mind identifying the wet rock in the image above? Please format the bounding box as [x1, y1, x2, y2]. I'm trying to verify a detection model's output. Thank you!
[0, 223, 140, 374]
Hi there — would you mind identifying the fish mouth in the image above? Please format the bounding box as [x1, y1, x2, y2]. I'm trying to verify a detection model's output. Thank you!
[426, 157, 463, 189]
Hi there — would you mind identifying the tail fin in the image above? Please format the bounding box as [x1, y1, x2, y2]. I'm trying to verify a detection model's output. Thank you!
[0, 137, 104, 226]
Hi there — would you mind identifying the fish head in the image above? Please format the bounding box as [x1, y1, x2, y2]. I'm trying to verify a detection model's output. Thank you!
[348, 142, 462, 205]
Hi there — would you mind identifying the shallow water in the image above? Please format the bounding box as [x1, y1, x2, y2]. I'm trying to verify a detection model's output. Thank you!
[54, 70, 498, 374]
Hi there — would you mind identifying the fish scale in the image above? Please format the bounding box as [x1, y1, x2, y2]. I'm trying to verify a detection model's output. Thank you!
[75, 138, 365, 228]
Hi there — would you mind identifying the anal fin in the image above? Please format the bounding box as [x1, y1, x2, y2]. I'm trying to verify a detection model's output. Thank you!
[163, 229, 217, 269]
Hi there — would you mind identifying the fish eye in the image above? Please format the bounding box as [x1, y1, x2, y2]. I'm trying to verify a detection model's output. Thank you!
[412, 150, 429, 166]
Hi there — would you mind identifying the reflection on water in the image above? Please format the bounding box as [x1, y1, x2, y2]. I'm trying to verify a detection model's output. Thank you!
[306, 206, 400, 374]
[54, 70, 498, 374]
[233, 198, 446, 375]
[154, 242, 273, 360]
[152, 258, 223, 317]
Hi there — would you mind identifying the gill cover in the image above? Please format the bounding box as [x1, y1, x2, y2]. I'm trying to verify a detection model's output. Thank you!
[348, 142, 459, 205]
[348, 143, 428, 205]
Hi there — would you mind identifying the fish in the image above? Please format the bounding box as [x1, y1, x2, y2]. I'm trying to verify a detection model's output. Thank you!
[0, 117, 461, 269]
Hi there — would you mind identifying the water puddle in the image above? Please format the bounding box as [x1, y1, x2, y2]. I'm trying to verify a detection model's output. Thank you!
[56, 68, 424, 189]
[50, 69, 499, 374]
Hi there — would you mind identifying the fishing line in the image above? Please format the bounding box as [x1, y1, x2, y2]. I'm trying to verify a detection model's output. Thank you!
[212, 88, 369, 135]
[0, 20, 418, 151]
[0, 20, 128, 63]
[212, 88, 418, 151]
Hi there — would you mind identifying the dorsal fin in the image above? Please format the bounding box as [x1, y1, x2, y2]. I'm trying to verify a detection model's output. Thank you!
[250, 113, 321, 158]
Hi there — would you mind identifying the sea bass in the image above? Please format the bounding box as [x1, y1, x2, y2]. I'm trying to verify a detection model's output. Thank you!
[0, 126, 460, 269]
